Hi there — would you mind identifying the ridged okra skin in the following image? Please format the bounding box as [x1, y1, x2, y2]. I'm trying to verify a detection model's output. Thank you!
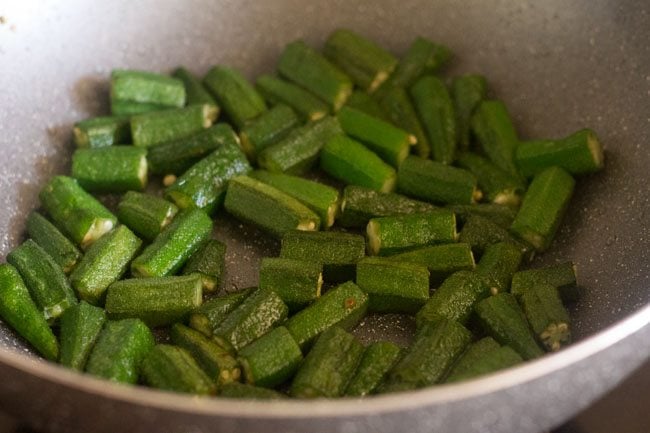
[446, 203, 517, 229]
[475, 242, 524, 295]
[445, 344, 523, 383]
[510, 262, 578, 302]
[131, 104, 217, 148]
[258, 258, 323, 312]
[73, 115, 131, 149]
[59, 301, 107, 370]
[386, 243, 475, 282]
[443, 337, 500, 382]
[141, 344, 215, 395]
[519, 284, 571, 352]
[182, 239, 226, 292]
[345, 91, 388, 121]
[72, 146, 148, 193]
[219, 383, 286, 400]
[239, 104, 300, 160]
[110, 69, 186, 109]
[189, 288, 254, 337]
[172, 67, 217, 106]
[459, 215, 531, 257]
[456, 151, 525, 207]
[26, 212, 82, 274]
[451, 74, 488, 151]
[382, 36, 452, 90]
[117, 191, 178, 242]
[345, 341, 402, 397]
[255, 75, 329, 122]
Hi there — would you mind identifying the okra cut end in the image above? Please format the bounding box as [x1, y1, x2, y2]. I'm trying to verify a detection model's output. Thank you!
[203, 104, 220, 127]
[366, 220, 382, 256]
[81, 218, 116, 250]
[540, 322, 571, 352]
[586, 130, 605, 170]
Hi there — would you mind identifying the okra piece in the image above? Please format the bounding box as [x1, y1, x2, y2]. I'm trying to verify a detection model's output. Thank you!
[238, 326, 303, 388]
[279, 230, 365, 283]
[459, 215, 530, 257]
[356, 257, 430, 314]
[0, 264, 59, 361]
[239, 104, 300, 159]
[117, 191, 178, 242]
[338, 185, 437, 228]
[383, 37, 452, 89]
[337, 106, 412, 167]
[290, 326, 364, 398]
[165, 129, 251, 213]
[510, 167, 575, 251]
[443, 337, 500, 382]
[345, 91, 388, 121]
[203, 66, 267, 128]
[345, 341, 402, 397]
[189, 288, 254, 337]
[141, 345, 215, 395]
[474, 293, 544, 360]
[415, 270, 490, 328]
[213, 289, 288, 352]
[516, 129, 604, 177]
[386, 243, 476, 281]
[278, 40, 353, 111]
[324, 29, 397, 93]
[285, 281, 368, 349]
[110, 69, 186, 109]
[452, 74, 488, 151]
[410, 75, 457, 164]
[170, 324, 241, 386]
[475, 242, 524, 295]
[39, 176, 117, 249]
[519, 284, 571, 351]
[172, 67, 217, 106]
[258, 116, 343, 175]
[148, 123, 243, 176]
[105, 274, 203, 327]
[320, 134, 397, 193]
[471, 100, 521, 178]
[382, 319, 472, 391]
[510, 262, 578, 302]
[7, 240, 77, 320]
[110, 100, 169, 116]
[59, 301, 106, 370]
[256, 75, 329, 122]
[446, 203, 517, 229]
[366, 211, 457, 256]
[446, 345, 523, 383]
[182, 239, 226, 292]
[26, 212, 82, 274]
[397, 156, 480, 205]
[251, 170, 340, 229]
[131, 209, 213, 277]
[219, 383, 286, 400]
[131, 104, 217, 148]
[72, 146, 148, 193]
[457, 152, 525, 207]
[72, 115, 131, 148]
[378, 86, 430, 158]
[259, 258, 323, 312]
[224, 176, 320, 238]
[85, 318, 155, 384]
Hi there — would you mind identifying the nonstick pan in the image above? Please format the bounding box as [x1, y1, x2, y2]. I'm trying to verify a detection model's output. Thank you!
[0, 0, 649, 432]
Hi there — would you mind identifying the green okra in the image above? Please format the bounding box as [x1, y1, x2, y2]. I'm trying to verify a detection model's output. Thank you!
[338, 185, 437, 228]
[72, 115, 131, 149]
[238, 326, 303, 388]
[345, 91, 388, 121]
[378, 86, 430, 158]
[117, 191, 178, 242]
[258, 116, 343, 175]
[251, 170, 340, 229]
[451, 74, 488, 151]
[0, 264, 59, 361]
[219, 382, 286, 400]
[255, 75, 329, 122]
[26, 212, 82, 274]
[172, 67, 218, 106]
[70, 225, 142, 305]
[356, 257, 430, 314]
[131, 209, 213, 278]
[320, 134, 397, 193]
[457, 152, 525, 207]
[510, 167, 575, 251]
[324, 29, 397, 93]
[203, 66, 266, 128]
[366, 211, 457, 256]
[519, 284, 571, 352]
[415, 270, 490, 328]
[110, 100, 169, 116]
[213, 289, 289, 352]
[446, 203, 517, 229]
[445, 345, 523, 383]
[141, 344, 215, 395]
[72, 146, 147, 193]
[189, 288, 254, 337]
[259, 258, 323, 312]
[474, 293, 544, 360]
[459, 215, 530, 257]
[516, 129, 605, 178]
[131, 104, 217, 148]
[224, 176, 320, 238]
[182, 239, 226, 292]
[59, 301, 107, 371]
[383, 37, 452, 90]
[7, 240, 77, 321]
[105, 274, 203, 327]
[290, 326, 364, 398]
[443, 337, 500, 382]
[510, 262, 578, 303]
[239, 104, 300, 159]
[397, 156, 480, 205]
[279, 230, 365, 283]
[85, 318, 155, 384]
[170, 324, 241, 386]
[39, 176, 117, 249]
[410, 75, 457, 164]
[337, 106, 412, 167]
[110, 69, 186, 109]
[345, 341, 402, 397]
[386, 243, 476, 281]
[285, 281, 368, 349]
[475, 242, 524, 295]
[278, 40, 353, 111]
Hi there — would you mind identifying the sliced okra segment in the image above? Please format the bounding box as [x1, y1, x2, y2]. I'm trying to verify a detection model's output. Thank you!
[182, 239, 226, 293]
[377, 86, 430, 159]
[110, 69, 185, 111]
[259, 258, 323, 312]
[110, 100, 169, 116]
[446, 203, 517, 229]
[510, 262, 578, 303]
[459, 215, 531, 257]
[59, 301, 107, 371]
[445, 344, 522, 383]
[451, 74, 488, 151]
[172, 67, 217, 106]
[457, 151, 525, 207]
[519, 284, 571, 352]
[255, 75, 329, 122]
[141, 344, 216, 395]
[345, 91, 388, 121]
[386, 243, 476, 282]
[72, 146, 147, 193]
[219, 382, 286, 400]
[131, 104, 217, 148]
[475, 242, 524, 295]
[188, 288, 254, 337]
[345, 341, 402, 397]
[72, 115, 131, 149]
[443, 337, 500, 383]
[117, 191, 178, 242]
[382, 37, 452, 90]
[239, 104, 300, 160]
[26, 212, 82, 274]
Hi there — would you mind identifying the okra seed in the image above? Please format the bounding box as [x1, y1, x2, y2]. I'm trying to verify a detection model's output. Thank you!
[163, 174, 177, 187]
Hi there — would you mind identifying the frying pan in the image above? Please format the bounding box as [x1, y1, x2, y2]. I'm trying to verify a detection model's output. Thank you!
[0, 0, 649, 432]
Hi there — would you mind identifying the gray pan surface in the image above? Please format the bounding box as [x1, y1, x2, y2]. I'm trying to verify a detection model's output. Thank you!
[0, 0, 648, 432]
